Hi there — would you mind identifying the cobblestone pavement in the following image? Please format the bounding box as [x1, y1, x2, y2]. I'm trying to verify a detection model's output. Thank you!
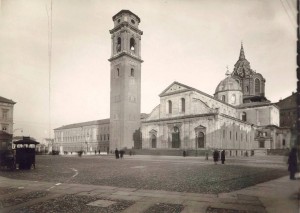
[0, 155, 298, 212]
[0, 155, 288, 194]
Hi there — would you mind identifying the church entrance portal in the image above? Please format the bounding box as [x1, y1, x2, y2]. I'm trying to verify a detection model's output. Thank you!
[172, 126, 180, 148]
[197, 132, 205, 148]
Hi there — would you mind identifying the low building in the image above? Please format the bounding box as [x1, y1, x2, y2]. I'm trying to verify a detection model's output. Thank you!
[54, 119, 110, 154]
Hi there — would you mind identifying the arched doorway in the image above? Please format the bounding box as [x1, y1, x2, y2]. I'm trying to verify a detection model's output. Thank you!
[151, 134, 157, 148]
[172, 126, 180, 148]
[197, 132, 205, 148]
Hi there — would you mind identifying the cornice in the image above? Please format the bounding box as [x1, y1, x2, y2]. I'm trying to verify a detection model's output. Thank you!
[142, 113, 217, 124]
[159, 89, 191, 97]
[109, 22, 143, 35]
[108, 52, 143, 63]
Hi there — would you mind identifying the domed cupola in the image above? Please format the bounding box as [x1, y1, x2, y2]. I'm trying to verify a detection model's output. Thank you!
[214, 70, 243, 106]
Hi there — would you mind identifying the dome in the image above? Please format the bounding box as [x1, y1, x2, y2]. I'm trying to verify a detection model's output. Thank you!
[215, 76, 242, 94]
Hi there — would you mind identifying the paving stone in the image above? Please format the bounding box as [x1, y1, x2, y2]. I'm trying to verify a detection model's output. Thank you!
[143, 202, 185, 213]
[121, 201, 155, 213]
[0, 190, 50, 208]
[112, 190, 134, 196]
[181, 201, 209, 213]
[87, 199, 116, 207]
[107, 194, 144, 201]
[207, 202, 266, 213]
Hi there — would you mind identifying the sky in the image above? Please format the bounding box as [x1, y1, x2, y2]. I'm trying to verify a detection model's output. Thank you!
[0, 0, 297, 142]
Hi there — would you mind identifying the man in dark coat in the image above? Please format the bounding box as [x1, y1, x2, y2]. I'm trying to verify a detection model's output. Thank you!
[213, 150, 219, 164]
[120, 150, 124, 159]
[221, 150, 225, 164]
[288, 148, 298, 180]
[115, 148, 119, 159]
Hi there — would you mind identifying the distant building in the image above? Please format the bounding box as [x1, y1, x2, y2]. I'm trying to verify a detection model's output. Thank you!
[0, 96, 15, 134]
[54, 119, 110, 154]
[0, 96, 15, 150]
[276, 92, 297, 129]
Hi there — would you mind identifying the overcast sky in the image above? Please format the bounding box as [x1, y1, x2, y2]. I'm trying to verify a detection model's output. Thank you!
[0, 0, 296, 142]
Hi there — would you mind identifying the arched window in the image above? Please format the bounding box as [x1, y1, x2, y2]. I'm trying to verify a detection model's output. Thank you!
[242, 112, 247, 121]
[117, 68, 120, 77]
[130, 38, 135, 52]
[221, 95, 225, 102]
[117, 37, 121, 52]
[168, 100, 172, 114]
[181, 98, 185, 112]
[255, 78, 260, 94]
[131, 68, 134, 77]
[245, 86, 249, 92]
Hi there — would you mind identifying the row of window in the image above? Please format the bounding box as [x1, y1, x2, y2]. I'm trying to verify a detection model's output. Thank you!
[60, 134, 110, 142]
[116, 37, 136, 53]
[236, 78, 261, 93]
[116, 68, 135, 77]
[223, 129, 250, 142]
[167, 98, 185, 114]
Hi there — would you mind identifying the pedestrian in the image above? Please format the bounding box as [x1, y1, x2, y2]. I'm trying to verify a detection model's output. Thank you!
[95, 150, 97, 155]
[120, 150, 124, 158]
[115, 148, 119, 159]
[221, 150, 225, 164]
[205, 152, 209, 160]
[288, 147, 298, 180]
[98, 149, 100, 154]
[213, 150, 219, 165]
[183, 150, 186, 157]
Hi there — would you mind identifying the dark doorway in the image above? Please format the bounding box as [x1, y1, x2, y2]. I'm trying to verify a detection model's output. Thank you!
[151, 134, 157, 148]
[197, 132, 205, 148]
[172, 127, 180, 148]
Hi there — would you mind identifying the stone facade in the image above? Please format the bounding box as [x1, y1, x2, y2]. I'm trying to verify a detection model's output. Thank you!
[54, 119, 110, 154]
[275, 92, 297, 129]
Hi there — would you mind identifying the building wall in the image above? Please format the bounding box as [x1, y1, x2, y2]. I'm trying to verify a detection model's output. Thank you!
[141, 113, 257, 156]
[54, 123, 110, 153]
[159, 89, 239, 120]
[0, 102, 14, 134]
[276, 92, 297, 129]
[238, 105, 279, 126]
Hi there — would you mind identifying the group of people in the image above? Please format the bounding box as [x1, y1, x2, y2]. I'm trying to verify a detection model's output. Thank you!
[213, 150, 226, 164]
[114, 148, 125, 159]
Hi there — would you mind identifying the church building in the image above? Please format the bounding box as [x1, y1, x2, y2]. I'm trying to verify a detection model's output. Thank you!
[53, 10, 291, 156]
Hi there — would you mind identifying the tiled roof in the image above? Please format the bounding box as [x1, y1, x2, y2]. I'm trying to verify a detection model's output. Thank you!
[54, 113, 149, 131]
[54, 119, 110, 130]
[0, 96, 16, 104]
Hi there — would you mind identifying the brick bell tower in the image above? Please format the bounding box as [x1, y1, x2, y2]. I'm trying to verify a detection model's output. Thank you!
[109, 10, 143, 151]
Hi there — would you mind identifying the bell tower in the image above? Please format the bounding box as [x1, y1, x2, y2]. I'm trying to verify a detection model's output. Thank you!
[109, 10, 143, 151]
